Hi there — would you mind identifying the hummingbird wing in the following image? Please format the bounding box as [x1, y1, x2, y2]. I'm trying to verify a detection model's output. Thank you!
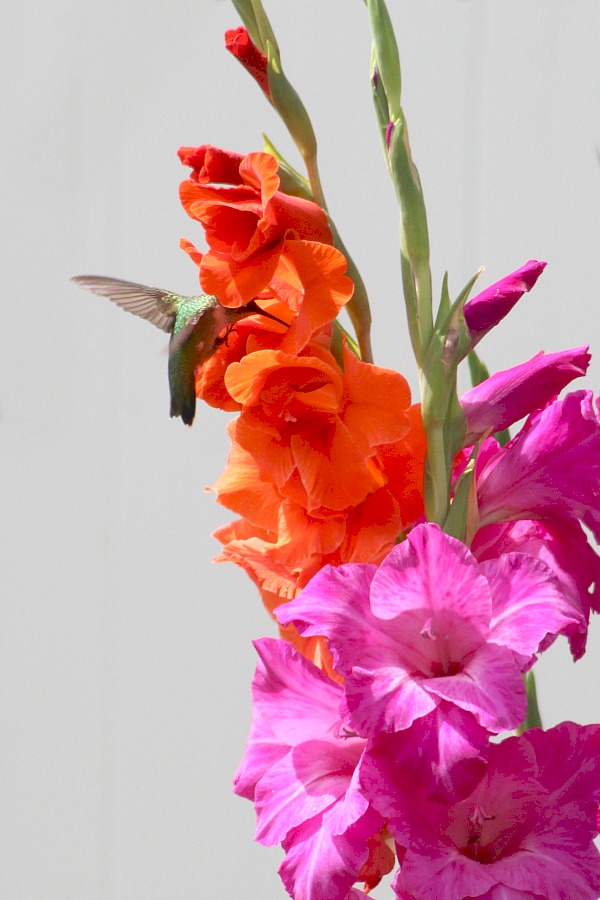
[71, 275, 180, 333]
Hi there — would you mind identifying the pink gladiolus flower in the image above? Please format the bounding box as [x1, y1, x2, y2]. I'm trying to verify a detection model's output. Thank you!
[461, 346, 590, 444]
[476, 390, 600, 539]
[277, 525, 583, 756]
[472, 519, 600, 660]
[361, 722, 600, 899]
[234, 638, 388, 899]
[463, 259, 546, 346]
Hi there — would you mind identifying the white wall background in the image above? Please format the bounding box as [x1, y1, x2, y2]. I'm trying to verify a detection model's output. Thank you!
[2, 2, 600, 898]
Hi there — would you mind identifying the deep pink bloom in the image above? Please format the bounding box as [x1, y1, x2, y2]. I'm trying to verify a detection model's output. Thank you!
[456, 389, 600, 659]
[475, 391, 600, 540]
[461, 346, 590, 444]
[234, 638, 386, 899]
[277, 525, 582, 755]
[472, 519, 600, 660]
[361, 722, 600, 899]
[463, 260, 546, 346]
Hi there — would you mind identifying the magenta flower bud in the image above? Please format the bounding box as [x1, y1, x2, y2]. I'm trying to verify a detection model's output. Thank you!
[463, 259, 547, 346]
[461, 345, 590, 444]
[385, 120, 394, 151]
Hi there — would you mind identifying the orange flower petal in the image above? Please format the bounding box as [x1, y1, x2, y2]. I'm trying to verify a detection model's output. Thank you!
[341, 342, 412, 452]
[179, 236, 203, 267]
[378, 403, 427, 530]
[224, 349, 343, 410]
[198, 245, 282, 306]
[239, 152, 280, 203]
[290, 419, 383, 513]
[211, 425, 281, 531]
[232, 413, 296, 489]
[274, 240, 354, 354]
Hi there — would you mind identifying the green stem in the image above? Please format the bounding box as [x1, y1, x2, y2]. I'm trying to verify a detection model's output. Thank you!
[303, 153, 327, 214]
[517, 670, 543, 733]
[422, 418, 449, 525]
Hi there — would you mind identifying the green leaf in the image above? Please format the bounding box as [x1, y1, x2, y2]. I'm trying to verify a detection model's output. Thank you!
[467, 349, 490, 387]
[443, 455, 474, 543]
[231, 0, 262, 50]
[249, 0, 279, 57]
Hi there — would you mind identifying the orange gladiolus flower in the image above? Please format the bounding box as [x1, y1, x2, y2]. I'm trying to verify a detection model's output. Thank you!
[179, 236, 351, 410]
[179, 151, 333, 305]
[212, 405, 426, 675]
[223, 343, 413, 514]
[212, 406, 425, 580]
[270, 239, 353, 355]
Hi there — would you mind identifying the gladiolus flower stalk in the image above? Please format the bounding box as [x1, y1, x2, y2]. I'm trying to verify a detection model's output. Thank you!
[76, 2, 600, 896]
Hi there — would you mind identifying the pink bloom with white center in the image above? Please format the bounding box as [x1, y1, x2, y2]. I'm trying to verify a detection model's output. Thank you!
[361, 722, 600, 899]
[233, 638, 388, 900]
[276, 525, 583, 755]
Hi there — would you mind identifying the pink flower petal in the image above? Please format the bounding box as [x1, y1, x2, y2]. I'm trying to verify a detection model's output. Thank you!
[342, 665, 438, 735]
[371, 723, 600, 899]
[461, 346, 590, 444]
[425, 642, 525, 732]
[254, 738, 365, 845]
[471, 519, 599, 660]
[371, 525, 492, 635]
[275, 563, 378, 679]
[477, 391, 600, 540]
[279, 805, 384, 900]
[233, 639, 346, 804]
[482, 552, 586, 660]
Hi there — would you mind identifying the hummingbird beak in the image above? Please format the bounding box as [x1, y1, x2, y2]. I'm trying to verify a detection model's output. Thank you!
[243, 299, 289, 328]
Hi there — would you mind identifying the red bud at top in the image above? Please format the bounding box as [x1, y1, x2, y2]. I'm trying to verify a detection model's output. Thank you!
[225, 27, 271, 99]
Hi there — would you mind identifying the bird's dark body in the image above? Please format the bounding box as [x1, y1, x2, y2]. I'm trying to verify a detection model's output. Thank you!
[71, 275, 286, 425]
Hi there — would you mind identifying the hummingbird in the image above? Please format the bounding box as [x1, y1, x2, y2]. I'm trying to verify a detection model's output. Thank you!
[72, 275, 287, 425]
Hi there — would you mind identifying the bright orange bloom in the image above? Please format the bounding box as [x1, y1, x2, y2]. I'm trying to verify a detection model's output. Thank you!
[223, 342, 413, 514]
[212, 405, 425, 569]
[212, 405, 426, 673]
[179, 234, 351, 410]
[179, 151, 333, 305]
[182, 231, 352, 351]
[269, 239, 353, 355]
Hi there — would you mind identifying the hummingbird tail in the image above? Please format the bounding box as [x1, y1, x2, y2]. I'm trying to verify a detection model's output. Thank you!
[170, 394, 196, 426]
